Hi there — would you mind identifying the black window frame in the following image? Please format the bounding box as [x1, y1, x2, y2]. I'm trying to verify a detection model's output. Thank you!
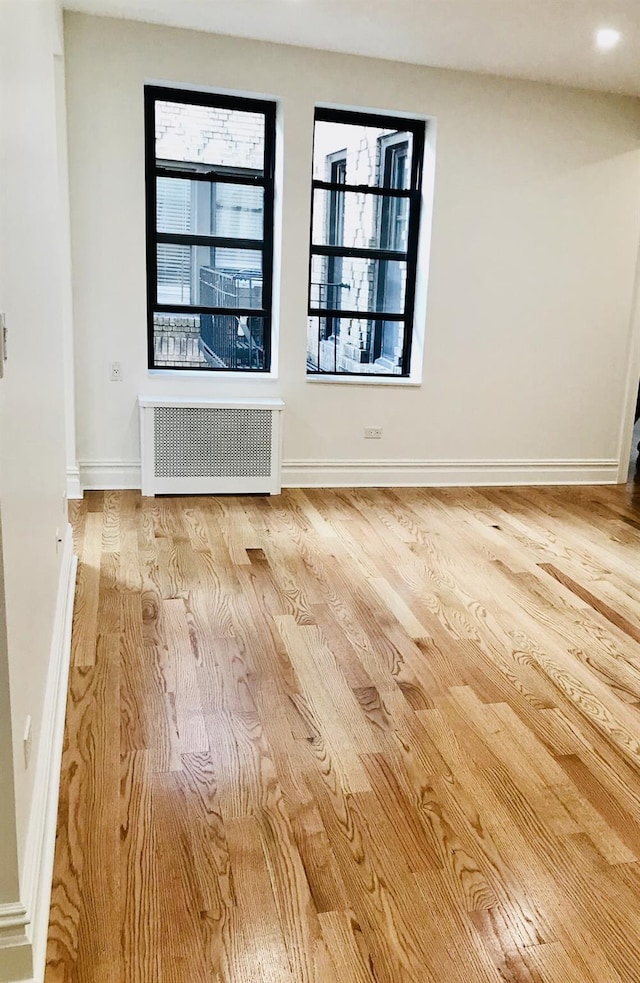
[307, 106, 425, 378]
[144, 85, 276, 373]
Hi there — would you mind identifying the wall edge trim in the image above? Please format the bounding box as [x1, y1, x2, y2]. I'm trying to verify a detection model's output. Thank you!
[3, 527, 77, 983]
[65, 467, 82, 501]
[281, 458, 620, 487]
[78, 457, 619, 491]
[79, 460, 141, 491]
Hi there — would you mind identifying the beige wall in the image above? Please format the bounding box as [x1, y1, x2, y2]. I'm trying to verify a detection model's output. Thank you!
[0, 0, 71, 889]
[64, 13, 640, 480]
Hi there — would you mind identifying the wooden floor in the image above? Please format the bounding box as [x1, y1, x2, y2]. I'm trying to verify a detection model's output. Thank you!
[46, 483, 640, 982]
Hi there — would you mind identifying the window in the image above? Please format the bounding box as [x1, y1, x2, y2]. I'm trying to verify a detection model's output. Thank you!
[307, 108, 425, 377]
[145, 87, 276, 371]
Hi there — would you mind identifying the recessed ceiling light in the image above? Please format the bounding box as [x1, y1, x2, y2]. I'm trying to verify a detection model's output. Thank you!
[596, 27, 622, 51]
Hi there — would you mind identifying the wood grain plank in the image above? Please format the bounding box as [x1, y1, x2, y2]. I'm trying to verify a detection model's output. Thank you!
[71, 512, 102, 667]
[223, 816, 297, 982]
[120, 751, 159, 983]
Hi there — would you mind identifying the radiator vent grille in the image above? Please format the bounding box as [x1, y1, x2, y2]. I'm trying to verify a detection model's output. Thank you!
[154, 406, 272, 479]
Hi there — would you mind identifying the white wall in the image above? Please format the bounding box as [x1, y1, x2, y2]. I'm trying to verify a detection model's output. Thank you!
[64, 13, 640, 486]
[0, 518, 20, 909]
[0, 0, 72, 945]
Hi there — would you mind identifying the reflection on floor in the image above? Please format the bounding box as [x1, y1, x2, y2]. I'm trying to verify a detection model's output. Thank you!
[629, 417, 640, 484]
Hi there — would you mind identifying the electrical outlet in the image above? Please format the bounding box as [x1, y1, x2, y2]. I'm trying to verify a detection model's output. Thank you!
[109, 361, 123, 382]
[23, 716, 32, 769]
[364, 427, 383, 439]
[55, 527, 63, 553]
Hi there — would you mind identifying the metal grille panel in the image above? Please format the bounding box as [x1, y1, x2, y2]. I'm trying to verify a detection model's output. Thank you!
[154, 406, 272, 478]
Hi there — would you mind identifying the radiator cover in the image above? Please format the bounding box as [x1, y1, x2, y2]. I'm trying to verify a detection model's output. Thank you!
[139, 397, 284, 496]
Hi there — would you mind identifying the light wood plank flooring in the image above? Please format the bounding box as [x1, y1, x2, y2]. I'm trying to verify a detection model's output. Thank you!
[46, 483, 640, 982]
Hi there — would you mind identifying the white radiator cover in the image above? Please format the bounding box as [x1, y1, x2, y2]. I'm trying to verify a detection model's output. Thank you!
[138, 396, 284, 496]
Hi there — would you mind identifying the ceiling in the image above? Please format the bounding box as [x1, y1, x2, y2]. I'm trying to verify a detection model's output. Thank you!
[65, 0, 640, 97]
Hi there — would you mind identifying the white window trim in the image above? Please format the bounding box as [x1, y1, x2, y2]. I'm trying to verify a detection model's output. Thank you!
[306, 109, 436, 387]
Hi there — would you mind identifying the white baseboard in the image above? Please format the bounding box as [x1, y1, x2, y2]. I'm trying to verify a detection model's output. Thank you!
[281, 458, 620, 488]
[0, 527, 77, 983]
[79, 459, 141, 491]
[75, 456, 620, 493]
[0, 902, 31, 983]
[65, 466, 82, 501]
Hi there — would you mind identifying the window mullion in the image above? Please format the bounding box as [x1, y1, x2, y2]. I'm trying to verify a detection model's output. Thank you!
[312, 179, 411, 199]
[157, 233, 264, 251]
[311, 244, 408, 263]
[156, 166, 267, 187]
[309, 308, 405, 321]
[155, 304, 267, 317]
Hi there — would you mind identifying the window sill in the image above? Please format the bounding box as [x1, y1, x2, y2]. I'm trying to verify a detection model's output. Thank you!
[147, 369, 279, 381]
[306, 374, 421, 387]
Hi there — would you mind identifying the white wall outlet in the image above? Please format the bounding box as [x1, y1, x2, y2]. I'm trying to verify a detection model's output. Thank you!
[109, 361, 123, 382]
[364, 427, 383, 439]
[55, 527, 63, 553]
[23, 716, 32, 769]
